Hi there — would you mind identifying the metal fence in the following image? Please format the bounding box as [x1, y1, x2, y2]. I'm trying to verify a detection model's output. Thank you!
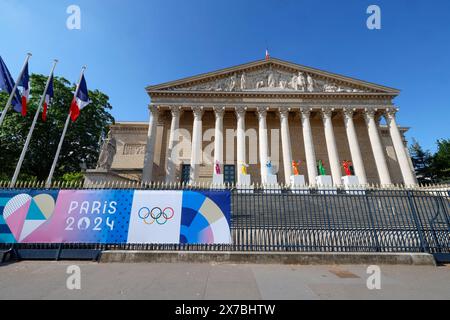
[0, 182, 449, 260]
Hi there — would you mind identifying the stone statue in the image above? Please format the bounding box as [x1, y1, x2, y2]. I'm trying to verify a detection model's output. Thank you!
[324, 83, 338, 92]
[291, 72, 306, 91]
[266, 160, 273, 175]
[268, 70, 276, 88]
[228, 73, 237, 91]
[318, 160, 327, 176]
[298, 72, 306, 91]
[256, 80, 265, 89]
[240, 73, 246, 91]
[215, 161, 221, 175]
[241, 163, 249, 175]
[279, 80, 287, 89]
[292, 161, 301, 176]
[342, 160, 353, 176]
[97, 134, 116, 170]
[307, 74, 315, 92]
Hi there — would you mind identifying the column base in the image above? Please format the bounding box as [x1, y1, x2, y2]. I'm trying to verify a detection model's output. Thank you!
[316, 175, 337, 195]
[341, 176, 366, 195]
[290, 175, 308, 194]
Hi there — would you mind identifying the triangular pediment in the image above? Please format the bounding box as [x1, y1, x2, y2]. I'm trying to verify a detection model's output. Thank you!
[146, 58, 399, 95]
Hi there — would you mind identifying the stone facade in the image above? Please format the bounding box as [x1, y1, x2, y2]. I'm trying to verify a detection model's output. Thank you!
[85, 58, 417, 186]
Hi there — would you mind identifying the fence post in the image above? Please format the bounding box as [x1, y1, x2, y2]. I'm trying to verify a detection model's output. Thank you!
[364, 193, 381, 252]
[407, 190, 429, 253]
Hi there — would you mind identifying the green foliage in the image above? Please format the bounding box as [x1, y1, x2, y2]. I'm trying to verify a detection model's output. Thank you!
[0, 74, 114, 181]
[410, 139, 450, 183]
[432, 139, 450, 182]
[409, 139, 433, 184]
[62, 172, 84, 183]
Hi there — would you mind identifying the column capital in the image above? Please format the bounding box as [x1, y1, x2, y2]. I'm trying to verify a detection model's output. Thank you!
[256, 106, 268, 120]
[149, 105, 161, 118]
[321, 108, 334, 122]
[192, 106, 204, 119]
[170, 105, 183, 118]
[278, 107, 291, 120]
[213, 106, 225, 119]
[299, 107, 312, 119]
[235, 106, 247, 118]
[384, 107, 399, 122]
[363, 108, 376, 123]
[343, 107, 356, 119]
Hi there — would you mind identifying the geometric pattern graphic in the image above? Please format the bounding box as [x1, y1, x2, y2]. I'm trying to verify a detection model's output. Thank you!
[0, 190, 231, 245]
[3, 193, 55, 242]
[180, 191, 231, 244]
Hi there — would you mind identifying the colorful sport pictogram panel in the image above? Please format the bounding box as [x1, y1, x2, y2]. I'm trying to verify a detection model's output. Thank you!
[180, 191, 231, 244]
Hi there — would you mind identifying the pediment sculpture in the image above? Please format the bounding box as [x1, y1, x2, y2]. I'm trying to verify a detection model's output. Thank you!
[168, 67, 368, 93]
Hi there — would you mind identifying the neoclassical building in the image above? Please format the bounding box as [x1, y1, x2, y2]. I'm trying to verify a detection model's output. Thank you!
[85, 58, 417, 186]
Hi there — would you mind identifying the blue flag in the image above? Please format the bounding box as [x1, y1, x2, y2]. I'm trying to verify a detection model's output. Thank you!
[0, 56, 22, 113]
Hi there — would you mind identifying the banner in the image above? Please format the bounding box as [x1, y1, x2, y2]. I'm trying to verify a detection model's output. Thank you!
[0, 190, 231, 245]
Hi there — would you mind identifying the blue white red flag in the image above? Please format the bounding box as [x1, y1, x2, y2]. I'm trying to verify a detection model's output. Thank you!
[42, 74, 53, 121]
[17, 60, 30, 116]
[70, 74, 90, 122]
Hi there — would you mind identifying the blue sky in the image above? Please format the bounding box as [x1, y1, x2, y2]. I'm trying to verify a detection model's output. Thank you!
[1, 0, 449, 151]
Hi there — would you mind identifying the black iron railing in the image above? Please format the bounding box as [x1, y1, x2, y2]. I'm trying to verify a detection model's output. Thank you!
[0, 184, 449, 257]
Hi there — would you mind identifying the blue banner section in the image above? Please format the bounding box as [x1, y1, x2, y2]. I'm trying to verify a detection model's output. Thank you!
[0, 189, 231, 245]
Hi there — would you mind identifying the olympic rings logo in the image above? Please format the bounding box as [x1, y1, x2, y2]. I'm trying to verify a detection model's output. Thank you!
[138, 207, 175, 225]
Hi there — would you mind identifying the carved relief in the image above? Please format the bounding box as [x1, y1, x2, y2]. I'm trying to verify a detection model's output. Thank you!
[167, 66, 368, 93]
[123, 144, 146, 156]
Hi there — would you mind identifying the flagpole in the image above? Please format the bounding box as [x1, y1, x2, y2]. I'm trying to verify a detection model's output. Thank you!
[10, 60, 58, 187]
[0, 53, 32, 127]
[45, 66, 86, 188]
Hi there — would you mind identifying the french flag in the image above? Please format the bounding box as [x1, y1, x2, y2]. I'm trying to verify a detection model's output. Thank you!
[42, 74, 53, 121]
[265, 49, 270, 61]
[70, 74, 90, 122]
[17, 61, 30, 117]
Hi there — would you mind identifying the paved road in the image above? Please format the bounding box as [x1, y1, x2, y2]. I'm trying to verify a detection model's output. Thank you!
[1, 261, 450, 300]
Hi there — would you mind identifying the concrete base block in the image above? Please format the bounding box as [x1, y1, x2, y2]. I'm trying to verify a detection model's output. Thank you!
[290, 175, 308, 194]
[316, 176, 337, 195]
[263, 174, 281, 192]
[100, 251, 436, 266]
[237, 174, 253, 193]
[211, 174, 224, 189]
[342, 175, 366, 195]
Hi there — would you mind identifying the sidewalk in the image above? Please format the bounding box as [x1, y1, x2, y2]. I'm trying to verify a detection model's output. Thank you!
[1, 261, 449, 300]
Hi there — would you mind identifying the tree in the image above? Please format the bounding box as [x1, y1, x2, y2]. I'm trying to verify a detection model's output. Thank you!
[409, 139, 433, 184]
[0, 74, 114, 181]
[432, 139, 450, 183]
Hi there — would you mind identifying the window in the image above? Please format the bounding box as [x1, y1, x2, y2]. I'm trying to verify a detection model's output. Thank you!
[223, 165, 236, 185]
[181, 165, 191, 184]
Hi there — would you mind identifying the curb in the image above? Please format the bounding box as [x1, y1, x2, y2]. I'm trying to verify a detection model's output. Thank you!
[99, 251, 437, 266]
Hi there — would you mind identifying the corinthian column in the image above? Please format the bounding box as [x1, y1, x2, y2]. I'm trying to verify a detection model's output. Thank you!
[279, 107, 293, 185]
[385, 108, 417, 186]
[343, 108, 367, 185]
[190, 106, 204, 183]
[166, 106, 182, 183]
[256, 107, 269, 182]
[142, 105, 160, 183]
[235, 106, 247, 184]
[322, 109, 342, 185]
[300, 108, 318, 185]
[213, 106, 225, 174]
[364, 109, 392, 185]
